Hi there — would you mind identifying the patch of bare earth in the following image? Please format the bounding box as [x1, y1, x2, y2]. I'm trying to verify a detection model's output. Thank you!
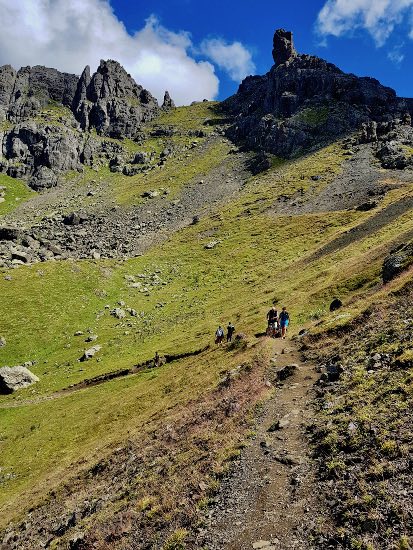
[202, 338, 328, 550]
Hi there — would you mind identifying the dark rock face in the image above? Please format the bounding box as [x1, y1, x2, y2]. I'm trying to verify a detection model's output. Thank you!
[0, 59, 160, 188]
[224, 29, 410, 158]
[0, 64, 78, 124]
[382, 242, 413, 283]
[162, 90, 175, 110]
[272, 29, 297, 66]
[72, 60, 159, 138]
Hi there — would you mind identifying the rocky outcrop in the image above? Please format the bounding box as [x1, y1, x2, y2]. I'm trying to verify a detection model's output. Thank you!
[272, 29, 297, 66]
[382, 242, 413, 283]
[162, 91, 175, 110]
[224, 29, 411, 158]
[0, 365, 39, 393]
[0, 64, 78, 123]
[72, 60, 159, 138]
[0, 60, 160, 188]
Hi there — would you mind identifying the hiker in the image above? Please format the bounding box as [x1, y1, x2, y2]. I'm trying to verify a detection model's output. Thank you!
[154, 351, 160, 367]
[227, 322, 235, 342]
[266, 304, 278, 337]
[215, 326, 224, 345]
[279, 307, 290, 339]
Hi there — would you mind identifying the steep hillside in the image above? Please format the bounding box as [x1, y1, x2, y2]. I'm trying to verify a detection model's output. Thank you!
[1, 29, 413, 550]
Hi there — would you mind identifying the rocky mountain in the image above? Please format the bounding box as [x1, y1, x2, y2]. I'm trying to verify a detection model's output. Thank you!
[0, 60, 162, 190]
[225, 29, 413, 158]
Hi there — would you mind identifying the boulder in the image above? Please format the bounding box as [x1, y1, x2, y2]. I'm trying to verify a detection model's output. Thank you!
[63, 212, 88, 226]
[111, 308, 126, 319]
[383, 242, 413, 283]
[0, 336, 6, 347]
[276, 364, 298, 381]
[80, 345, 101, 362]
[329, 298, 343, 312]
[0, 366, 39, 394]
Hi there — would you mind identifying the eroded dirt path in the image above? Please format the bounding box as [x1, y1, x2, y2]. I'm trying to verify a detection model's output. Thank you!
[203, 337, 323, 550]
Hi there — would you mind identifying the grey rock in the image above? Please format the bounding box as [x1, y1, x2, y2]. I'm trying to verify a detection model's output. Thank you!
[355, 201, 377, 211]
[0, 226, 23, 241]
[111, 308, 126, 319]
[204, 240, 220, 249]
[162, 90, 175, 110]
[224, 30, 407, 159]
[11, 248, 31, 263]
[383, 242, 413, 283]
[80, 345, 101, 362]
[272, 29, 297, 66]
[276, 364, 298, 381]
[63, 212, 88, 226]
[360, 120, 377, 143]
[0, 366, 39, 394]
[73, 59, 159, 138]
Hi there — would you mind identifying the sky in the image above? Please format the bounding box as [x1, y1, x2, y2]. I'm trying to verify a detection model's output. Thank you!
[0, 0, 413, 105]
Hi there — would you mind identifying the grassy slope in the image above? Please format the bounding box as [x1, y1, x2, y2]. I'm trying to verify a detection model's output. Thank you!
[306, 272, 413, 550]
[0, 173, 35, 216]
[2, 104, 413, 545]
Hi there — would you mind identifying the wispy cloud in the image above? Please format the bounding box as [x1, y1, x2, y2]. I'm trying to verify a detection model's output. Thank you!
[0, 0, 255, 105]
[200, 38, 255, 81]
[316, 0, 413, 47]
[387, 45, 405, 65]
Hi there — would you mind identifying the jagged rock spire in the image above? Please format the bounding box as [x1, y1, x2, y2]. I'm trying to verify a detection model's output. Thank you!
[272, 29, 297, 67]
[162, 90, 175, 110]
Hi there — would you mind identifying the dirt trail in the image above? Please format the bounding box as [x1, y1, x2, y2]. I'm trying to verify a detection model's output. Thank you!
[204, 337, 323, 550]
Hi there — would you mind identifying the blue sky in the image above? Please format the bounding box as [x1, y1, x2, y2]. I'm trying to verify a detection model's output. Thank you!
[1, 0, 413, 104]
[111, 0, 413, 99]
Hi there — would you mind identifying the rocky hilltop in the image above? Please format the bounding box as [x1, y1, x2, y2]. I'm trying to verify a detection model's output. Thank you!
[225, 29, 413, 157]
[0, 60, 163, 189]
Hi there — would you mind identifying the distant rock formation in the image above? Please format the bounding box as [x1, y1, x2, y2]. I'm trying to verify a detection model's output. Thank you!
[224, 28, 413, 158]
[272, 29, 297, 66]
[72, 60, 159, 138]
[0, 60, 160, 189]
[162, 90, 175, 110]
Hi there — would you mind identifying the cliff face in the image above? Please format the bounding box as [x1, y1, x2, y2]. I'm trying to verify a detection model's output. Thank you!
[224, 29, 412, 157]
[0, 61, 161, 189]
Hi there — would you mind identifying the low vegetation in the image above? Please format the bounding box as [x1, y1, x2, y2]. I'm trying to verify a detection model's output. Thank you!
[2, 100, 413, 547]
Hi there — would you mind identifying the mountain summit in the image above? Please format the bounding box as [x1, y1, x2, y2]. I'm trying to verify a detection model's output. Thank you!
[225, 28, 413, 157]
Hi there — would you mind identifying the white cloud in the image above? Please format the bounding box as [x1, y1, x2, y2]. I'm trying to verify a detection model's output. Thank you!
[316, 0, 413, 47]
[388, 45, 405, 64]
[200, 38, 255, 81]
[0, 0, 219, 105]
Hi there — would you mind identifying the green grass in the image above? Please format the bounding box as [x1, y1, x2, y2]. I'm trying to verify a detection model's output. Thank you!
[153, 101, 222, 131]
[3, 136, 413, 534]
[114, 137, 232, 204]
[294, 106, 330, 126]
[0, 173, 35, 216]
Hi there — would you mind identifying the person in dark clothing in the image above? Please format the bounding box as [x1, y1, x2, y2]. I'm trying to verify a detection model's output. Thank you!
[266, 305, 278, 337]
[227, 322, 235, 342]
[279, 307, 290, 339]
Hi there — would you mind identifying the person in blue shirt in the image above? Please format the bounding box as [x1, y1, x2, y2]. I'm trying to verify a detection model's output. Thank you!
[279, 307, 290, 339]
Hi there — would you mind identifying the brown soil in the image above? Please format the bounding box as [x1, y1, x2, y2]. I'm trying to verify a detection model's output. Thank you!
[203, 337, 326, 550]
